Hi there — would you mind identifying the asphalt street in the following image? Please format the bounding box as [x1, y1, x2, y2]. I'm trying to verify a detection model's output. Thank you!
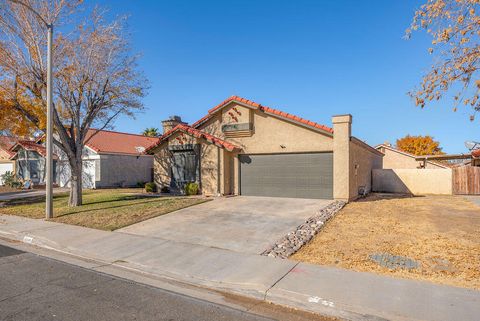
[0, 243, 333, 321]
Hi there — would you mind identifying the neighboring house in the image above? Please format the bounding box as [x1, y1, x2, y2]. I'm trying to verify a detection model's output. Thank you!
[55, 129, 158, 189]
[1, 129, 156, 188]
[375, 143, 449, 169]
[147, 96, 383, 201]
[0, 136, 17, 185]
[9, 140, 56, 185]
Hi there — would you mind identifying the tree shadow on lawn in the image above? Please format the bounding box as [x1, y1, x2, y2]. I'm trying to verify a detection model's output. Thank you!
[54, 198, 182, 218]
[1, 193, 152, 207]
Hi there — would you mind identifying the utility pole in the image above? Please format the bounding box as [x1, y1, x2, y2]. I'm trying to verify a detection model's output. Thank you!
[9, 1, 54, 219]
[46, 23, 53, 219]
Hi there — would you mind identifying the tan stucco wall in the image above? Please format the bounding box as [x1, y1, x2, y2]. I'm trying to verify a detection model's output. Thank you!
[0, 149, 15, 173]
[152, 131, 222, 196]
[332, 115, 351, 201]
[199, 143, 220, 196]
[349, 139, 383, 199]
[0, 148, 11, 163]
[372, 168, 452, 195]
[378, 147, 445, 169]
[199, 103, 334, 154]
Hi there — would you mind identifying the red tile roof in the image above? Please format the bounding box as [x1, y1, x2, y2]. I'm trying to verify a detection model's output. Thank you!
[0, 136, 18, 157]
[146, 124, 241, 153]
[472, 149, 480, 158]
[84, 129, 159, 155]
[11, 140, 48, 157]
[192, 95, 334, 135]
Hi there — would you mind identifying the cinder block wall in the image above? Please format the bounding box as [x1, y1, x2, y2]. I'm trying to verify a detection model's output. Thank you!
[372, 169, 453, 195]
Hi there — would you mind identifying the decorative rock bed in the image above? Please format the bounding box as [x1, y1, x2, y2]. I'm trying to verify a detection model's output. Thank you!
[262, 200, 346, 259]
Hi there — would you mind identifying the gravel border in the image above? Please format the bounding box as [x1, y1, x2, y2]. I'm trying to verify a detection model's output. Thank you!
[261, 201, 346, 259]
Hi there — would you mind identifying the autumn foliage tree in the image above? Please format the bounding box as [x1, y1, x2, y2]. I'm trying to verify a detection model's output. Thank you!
[0, 0, 147, 206]
[407, 0, 480, 121]
[396, 135, 445, 156]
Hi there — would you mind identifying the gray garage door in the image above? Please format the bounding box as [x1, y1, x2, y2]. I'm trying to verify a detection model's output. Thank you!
[239, 153, 333, 199]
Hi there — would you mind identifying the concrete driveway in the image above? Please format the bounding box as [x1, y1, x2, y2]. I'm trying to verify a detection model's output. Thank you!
[118, 196, 333, 254]
[0, 188, 68, 201]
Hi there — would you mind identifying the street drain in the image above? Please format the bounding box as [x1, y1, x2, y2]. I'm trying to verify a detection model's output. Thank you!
[369, 253, 420, 270]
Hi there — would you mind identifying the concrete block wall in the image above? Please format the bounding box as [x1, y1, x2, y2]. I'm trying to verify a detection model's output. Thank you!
[372, 169, 453, 195]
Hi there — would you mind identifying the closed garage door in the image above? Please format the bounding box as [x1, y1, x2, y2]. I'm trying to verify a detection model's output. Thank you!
[0, 163, 14, 185]
[239, 153, 333, 199]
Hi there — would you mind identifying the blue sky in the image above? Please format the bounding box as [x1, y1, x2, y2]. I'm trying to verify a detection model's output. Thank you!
[92, 0, 477, 154]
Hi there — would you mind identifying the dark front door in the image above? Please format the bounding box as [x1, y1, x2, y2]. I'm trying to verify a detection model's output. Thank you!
[239, 152, 333, 199]
[171, 150, 199, 193]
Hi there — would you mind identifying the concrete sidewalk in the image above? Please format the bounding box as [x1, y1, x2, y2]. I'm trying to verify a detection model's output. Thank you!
[0, 214, 478, 321]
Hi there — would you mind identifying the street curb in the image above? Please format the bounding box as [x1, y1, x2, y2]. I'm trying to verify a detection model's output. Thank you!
[0, 225, 366, 321]
[2, 217, 479, 321]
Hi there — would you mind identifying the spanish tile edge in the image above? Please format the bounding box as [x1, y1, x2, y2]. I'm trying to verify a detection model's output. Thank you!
[261, 201, 347, 259]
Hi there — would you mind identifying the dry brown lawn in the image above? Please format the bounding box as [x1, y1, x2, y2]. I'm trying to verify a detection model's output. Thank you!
[0, 189, 209, 231]
[292, 194, 480, 290]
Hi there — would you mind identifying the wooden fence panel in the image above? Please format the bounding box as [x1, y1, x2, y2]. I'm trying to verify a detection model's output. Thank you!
[452, 166, 480, 195]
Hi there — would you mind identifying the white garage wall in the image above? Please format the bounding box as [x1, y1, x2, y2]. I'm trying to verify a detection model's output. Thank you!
[0, 163, 14, 185]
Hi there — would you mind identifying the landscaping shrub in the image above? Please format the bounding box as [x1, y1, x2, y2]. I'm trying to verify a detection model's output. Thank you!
[145, 182, 157, 193]
[136, 181, 146, 188]
[184, 182, 199, 196]
[1, 171, 22, 189]
[160, 186, 170, 193]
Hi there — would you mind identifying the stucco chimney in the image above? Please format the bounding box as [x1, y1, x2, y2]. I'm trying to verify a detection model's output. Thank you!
[332, 114, 352, 201]
[161, 116, 186, 134]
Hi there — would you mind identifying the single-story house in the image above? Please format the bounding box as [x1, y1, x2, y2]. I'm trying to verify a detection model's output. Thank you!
[375, 143, 450, 169]
[2, 129, 156, 188]
[147, 96, 383, 201]
[55, 129, 158, 188]
[0, 136, 18, 185]
[9, 140, 56, 185]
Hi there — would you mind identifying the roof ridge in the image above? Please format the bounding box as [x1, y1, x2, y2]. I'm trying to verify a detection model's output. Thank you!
[193, 95, 333, 134]
[87, 128, 158, 139]
[145, 123, 240, 153]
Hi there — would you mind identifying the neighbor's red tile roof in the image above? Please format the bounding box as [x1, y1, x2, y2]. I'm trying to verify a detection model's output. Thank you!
[11, 140, 48, 157]
[84, 129, 159, 155]
[192, 95, 334, 134]
[472, 149, 480, 158]
[0, 136, 18, 157]
[146, 124, 241, 153]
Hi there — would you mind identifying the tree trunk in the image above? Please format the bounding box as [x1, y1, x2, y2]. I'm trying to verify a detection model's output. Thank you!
[69, 160, 83, 207]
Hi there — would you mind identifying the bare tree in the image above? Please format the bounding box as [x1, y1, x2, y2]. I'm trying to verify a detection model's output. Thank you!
[407, 0, 480, 120]
[0, 0, 147, 206]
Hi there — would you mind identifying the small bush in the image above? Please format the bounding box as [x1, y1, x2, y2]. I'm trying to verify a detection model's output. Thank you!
[184, 182, 199, 196]
[136, 181, 146, 188]
[160, 186, 170, 193]
[145, 182, 157, 193]
[1, 171, 21, 189]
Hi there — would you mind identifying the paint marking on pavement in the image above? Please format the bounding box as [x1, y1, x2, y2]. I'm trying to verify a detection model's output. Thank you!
[308, 296, 335, 307]
[23, 236, 33, 244]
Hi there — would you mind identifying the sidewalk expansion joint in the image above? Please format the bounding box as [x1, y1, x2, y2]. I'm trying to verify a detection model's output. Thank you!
[263, 261, 299, 301]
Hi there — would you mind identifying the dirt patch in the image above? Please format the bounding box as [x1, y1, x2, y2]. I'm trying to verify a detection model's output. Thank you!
[292, 194, 480, 290]
[0, 186, 22, 193]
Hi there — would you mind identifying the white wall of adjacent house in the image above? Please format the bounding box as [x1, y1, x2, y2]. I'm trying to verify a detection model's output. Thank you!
[0, 163, 14, 185]
[55, 145, 99, 189]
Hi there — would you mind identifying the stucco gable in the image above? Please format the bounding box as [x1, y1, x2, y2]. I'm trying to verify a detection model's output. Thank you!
[192, 96, 334, 137]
